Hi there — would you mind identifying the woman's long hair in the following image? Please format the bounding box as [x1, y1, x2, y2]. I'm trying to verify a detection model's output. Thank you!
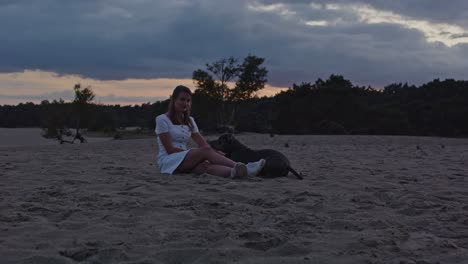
[167, 85, 194, 130]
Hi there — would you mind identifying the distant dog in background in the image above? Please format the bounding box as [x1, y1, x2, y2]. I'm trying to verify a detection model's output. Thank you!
[209, 134, 303, 179]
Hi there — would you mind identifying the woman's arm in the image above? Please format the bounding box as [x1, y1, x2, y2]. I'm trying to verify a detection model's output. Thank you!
[158, 132, 184, 154]
[191, 132, 210, 148]
[192, 132, 227, 155]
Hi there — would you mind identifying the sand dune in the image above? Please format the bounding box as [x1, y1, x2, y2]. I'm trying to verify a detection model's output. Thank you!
[1, 134, 468, 263]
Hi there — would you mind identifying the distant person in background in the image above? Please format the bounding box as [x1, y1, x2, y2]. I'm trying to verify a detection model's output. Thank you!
[155, 85, 265, 178]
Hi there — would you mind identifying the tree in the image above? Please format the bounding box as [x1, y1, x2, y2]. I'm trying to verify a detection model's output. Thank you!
[40, 84, 95, 143]
[232, 55, 268, 101]
[192, 55, 268, 129]
[192, 69, 218, 99]
[40, 99, 71, 141]
[193, 57, 240, 127]
[72, 83, 95, 142]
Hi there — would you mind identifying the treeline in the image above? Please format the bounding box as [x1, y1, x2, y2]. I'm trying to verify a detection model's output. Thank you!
[268, 76, 468, 137]
[0, 100, 168, 132]
[1, 75, 468, 137]
[196, 75, 468, 137]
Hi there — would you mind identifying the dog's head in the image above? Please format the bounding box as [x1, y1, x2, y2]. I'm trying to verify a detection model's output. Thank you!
[208, 134, 242, 154]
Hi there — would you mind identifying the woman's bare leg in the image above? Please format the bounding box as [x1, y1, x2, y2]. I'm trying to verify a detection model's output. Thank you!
[175, 146, 235, 173]
[191, 161, 232, 177]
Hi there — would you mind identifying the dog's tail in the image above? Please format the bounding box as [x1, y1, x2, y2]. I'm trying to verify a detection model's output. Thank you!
[288, 166, 304, 180]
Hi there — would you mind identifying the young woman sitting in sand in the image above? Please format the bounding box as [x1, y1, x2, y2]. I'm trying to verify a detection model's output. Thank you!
[155, 85, 265, 178]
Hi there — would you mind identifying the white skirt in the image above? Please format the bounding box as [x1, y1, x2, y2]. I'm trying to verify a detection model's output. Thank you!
[158, 149, 191, 174]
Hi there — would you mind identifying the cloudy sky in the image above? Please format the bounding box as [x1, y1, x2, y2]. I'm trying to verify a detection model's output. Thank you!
[1, 0, 468, 105]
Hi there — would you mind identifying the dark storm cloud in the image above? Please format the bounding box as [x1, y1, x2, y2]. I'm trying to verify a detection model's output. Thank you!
[243, 1, 468, 86]
[0, 0, 257, 79]
[1, 0, 467, 88]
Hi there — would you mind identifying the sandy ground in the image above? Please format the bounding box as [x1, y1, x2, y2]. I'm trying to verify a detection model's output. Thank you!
[1, 133, 468, 263]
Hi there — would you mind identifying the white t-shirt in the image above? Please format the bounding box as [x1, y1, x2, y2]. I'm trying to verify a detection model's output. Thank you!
[155, 114, 199, 160]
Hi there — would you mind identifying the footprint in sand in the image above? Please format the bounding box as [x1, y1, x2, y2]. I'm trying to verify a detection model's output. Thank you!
[396, 207, 424, 216]
[22, 256, 69, 264]
[0, 212, 30, 223]
[59, 247, 99, 262]
[59, 242, 129, 263]
[238, 231, 285, 251]
[247, 198, 279, 208]
[326, 220, 363, 231]
[292, 191, 322, 202]
[350, 194, 381, 209]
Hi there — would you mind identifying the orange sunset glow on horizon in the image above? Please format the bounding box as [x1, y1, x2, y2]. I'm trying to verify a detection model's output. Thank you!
[0, 70, 288, 106]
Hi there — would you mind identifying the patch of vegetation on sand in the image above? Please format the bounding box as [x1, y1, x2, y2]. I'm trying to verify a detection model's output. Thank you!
[87, 127, 154, 140]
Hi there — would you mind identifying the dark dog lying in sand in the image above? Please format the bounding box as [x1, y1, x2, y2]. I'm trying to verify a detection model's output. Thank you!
[209, 134, 303, 180]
